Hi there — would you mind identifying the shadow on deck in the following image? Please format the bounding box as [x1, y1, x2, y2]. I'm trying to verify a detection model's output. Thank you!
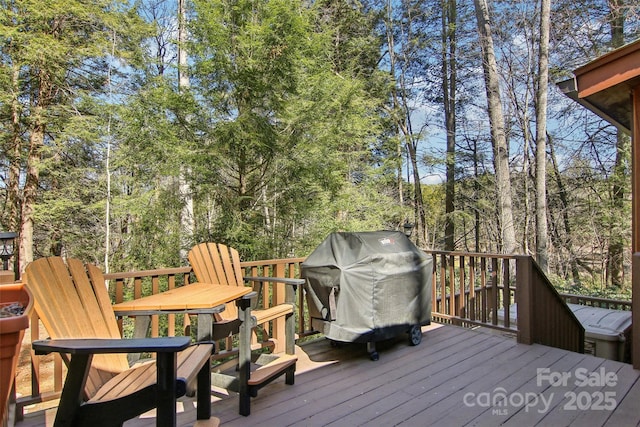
[15, 323, 640, 427]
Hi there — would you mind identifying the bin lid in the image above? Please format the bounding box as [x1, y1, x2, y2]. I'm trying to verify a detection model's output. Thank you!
[567, 303, 632, 341]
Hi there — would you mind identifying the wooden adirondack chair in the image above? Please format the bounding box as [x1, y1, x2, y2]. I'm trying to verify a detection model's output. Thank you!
[188, 243, 303, 416]
[24, 257, 216, 427]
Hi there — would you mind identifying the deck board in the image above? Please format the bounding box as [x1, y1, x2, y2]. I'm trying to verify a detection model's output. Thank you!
[416, 340, 553, 426]
[289, 336, 506, 425]
[601, 361, 640, 427]
[368, 336, 518, 426]
[273, 327, 501, 425]
[462, 346, 568, 426]
[16, 323, 640, 427]
[503, 351, 604, 426]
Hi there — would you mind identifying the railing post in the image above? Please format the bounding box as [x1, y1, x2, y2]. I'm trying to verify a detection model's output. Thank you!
[469, 256, 476, 322]
[516, 256, 533, 345]
[502, 259, 511, 329]
[440, 254, 447, 314]
[447, 254, 455, 316]
[431, 253, 437, 316]
[273, 263, 287, 354]
[490, 258, 498, 325]
[459, 255, 465, 319]
[480, 257, 487, 323]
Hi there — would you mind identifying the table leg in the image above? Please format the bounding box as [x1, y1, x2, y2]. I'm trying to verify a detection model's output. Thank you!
[128, 315, 152, 364]
[133, 315, 151, 338]
[197, 313, 213, 342]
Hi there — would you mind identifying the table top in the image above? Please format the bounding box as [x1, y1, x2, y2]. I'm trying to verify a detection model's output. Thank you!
[112, 283, 252, 312]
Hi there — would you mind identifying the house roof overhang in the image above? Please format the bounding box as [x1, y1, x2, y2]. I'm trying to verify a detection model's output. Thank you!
[558, 38, 640, 133]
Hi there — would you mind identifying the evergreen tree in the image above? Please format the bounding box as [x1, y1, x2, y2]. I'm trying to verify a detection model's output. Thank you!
[0, 0, 147, 272]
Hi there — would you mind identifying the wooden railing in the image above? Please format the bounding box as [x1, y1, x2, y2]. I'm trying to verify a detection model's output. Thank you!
[560, 293, 632, 310]
[427, 251, 517, 329]
[515, 255, 585, 352]
[425, 251, 585, 352]
[14, 252, 596, 419]
[107, 266, 193, 339]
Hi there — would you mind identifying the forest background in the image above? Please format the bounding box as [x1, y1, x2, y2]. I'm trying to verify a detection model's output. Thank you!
[1, 0, 639, 299]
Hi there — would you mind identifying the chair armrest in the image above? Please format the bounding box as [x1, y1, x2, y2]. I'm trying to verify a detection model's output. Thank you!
[243, 277, 302, 309]
[243, 276, 305, 287]
[242, 291, 258, 299]
[32, 337, 191, 356]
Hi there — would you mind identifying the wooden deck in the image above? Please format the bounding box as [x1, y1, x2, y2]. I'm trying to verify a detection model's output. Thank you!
[15, 323, 640, 427]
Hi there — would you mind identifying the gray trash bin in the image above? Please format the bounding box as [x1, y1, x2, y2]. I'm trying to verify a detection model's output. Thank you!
[569, 304, 631, 362]
[301, 231, 432, 360]
[499, 303, 632, 362]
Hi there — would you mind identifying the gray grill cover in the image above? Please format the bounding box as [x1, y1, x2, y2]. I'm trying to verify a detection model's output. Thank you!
[301, 231, 432, 343]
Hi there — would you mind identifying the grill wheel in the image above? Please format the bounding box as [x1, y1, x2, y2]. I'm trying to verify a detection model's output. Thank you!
[408, 325, 422, 346]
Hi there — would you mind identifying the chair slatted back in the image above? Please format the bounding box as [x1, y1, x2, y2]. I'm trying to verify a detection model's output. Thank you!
[24, 257, 129, 398]
[188, 243, 244, 321]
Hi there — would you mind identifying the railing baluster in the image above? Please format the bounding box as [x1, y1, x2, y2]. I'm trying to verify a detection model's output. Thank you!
[168, 275, 175, 337]
[440, 254, 447, 315]
[424, 250, 587, 355]
[431, 253, 437, 318]
[503, 259, 511, 329]
[491, 258, 499, 325]
[29, 312, 41, 397]
[459, 255, 466, 320]
[448, 255, 455, 317]
[469, 256, 476, 322]
[151, 275, 159, 337]
[481, 257, 487, 323]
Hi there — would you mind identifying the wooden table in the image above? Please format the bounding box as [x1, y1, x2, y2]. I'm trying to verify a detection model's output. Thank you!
[112, 283, 253, 342]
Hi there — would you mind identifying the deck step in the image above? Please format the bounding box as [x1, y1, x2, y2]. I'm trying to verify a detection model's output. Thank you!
[248, 353, 297, 386]
[193, 418, 220, 427]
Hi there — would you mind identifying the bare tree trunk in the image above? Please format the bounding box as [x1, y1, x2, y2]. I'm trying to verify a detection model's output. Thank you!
[473, 0, 517, 254]
[522, 123, 531, 256]
[8, 65, 21, 232]
[549, 135, 581, 285]
[408, 141, 427, 247]
[20, 113, 44, 273]
[178, 0, 189, 91]
[7, 64, 22, 275]
[609, 130, 629, 288]
[607, 0, 627, 288]
[383, 1, 403, 207]
[397, 128, 404, 207]
[473, 137, 481, 253]
[178, 0, 194, 253]
[443, 0, 457, 251]
[383, 0, 427, 246]
[104, 30, 116, 273]
[534, 0, 551, 272]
